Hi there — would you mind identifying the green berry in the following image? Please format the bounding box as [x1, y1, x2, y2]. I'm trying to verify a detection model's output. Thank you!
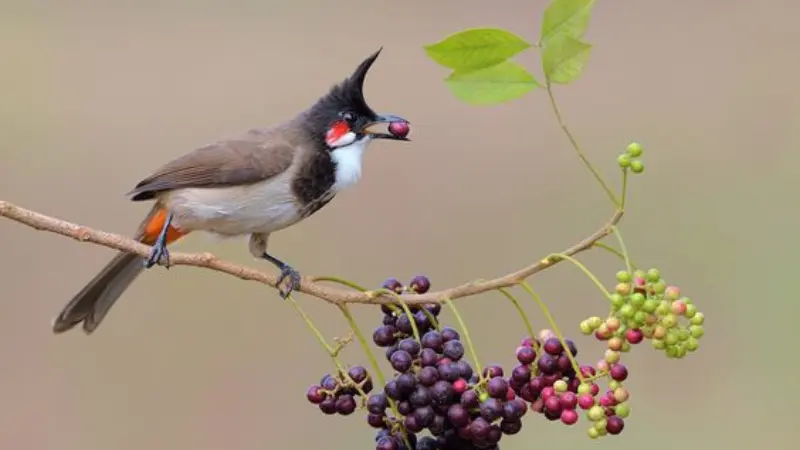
[617, 153, 632, 168]
[610, 293, 626, 309]
[616, 270, 632, 283]
[580, 320, 593, 335]
[632, 311, 648, 326]
[642, 299, 659, 313]
[588, 427, 600, 439]
[690, 325, 704, 338]
[675, 345, 688, 358]
[630, 160, 644, 174]
[630, 292, 645, 308]
[626, 142, 643, 157]
[588, 316, 604, 329]
[593, 419, 608, 431]
[554, 380, 568, 392]
[665, 331, 679, 346]
[690, 312, 705, 325]
[479, 391, 489, 402]
[619, 304, 635, 318]
[652, 339, 666, 349]
[588, 405, 605, 421]
[608, 380, 622, 391]
[686, 337, 699, 351]
[681, 296, 693, 305]
[684, 304, 697, 318]
[645, 268, 660, 282]
[676, 328, 690, 341]
[665, 345, 679, 358]
[651, 280, 666, 294]
[620, 341, 631, 352]
[577, 383, 592, 395]
[615, 403, 631, 418]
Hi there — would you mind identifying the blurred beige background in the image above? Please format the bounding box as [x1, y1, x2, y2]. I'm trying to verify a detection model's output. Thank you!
[1, 0, 797, 449]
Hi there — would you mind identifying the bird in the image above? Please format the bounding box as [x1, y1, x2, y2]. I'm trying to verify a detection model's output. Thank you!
[52, 48, 410, 335]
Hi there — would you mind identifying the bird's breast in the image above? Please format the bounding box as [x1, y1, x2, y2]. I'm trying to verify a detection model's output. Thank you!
[163, 173, 303, 236]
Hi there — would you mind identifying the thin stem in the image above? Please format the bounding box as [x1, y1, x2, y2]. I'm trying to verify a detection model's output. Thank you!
[287, 297, 368, 398]
[337, 303, 405, 434]
[311, 276, 369, 292]
[519, 282, 584, 383]
[611, 226, 632, 274]
[420, 307, 441, 331]
[337, 304, 386, 389]
[592, 242, 639, 270]
[546, 83, 619, 207]
[620, 169, 629, 209]
[497, 288, 537, 345]
[443, 298, 483, 380]
[287, 295, 334, 354]
[547, 252, 614, 301]
[370, 288, 421, 341]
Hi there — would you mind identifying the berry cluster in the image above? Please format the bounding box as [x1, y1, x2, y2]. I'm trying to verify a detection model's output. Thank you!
[580, 268, 705, 359]
[617, 142, 644, 174]
[303, 270, 701, 447]
[307, 366, 374, 416]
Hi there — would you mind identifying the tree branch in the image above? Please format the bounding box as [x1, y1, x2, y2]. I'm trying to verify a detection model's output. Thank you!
[0, 200, 623, 305]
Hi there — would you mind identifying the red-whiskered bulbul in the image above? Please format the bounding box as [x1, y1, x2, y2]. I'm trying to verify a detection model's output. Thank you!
[52, 48, 410, 335]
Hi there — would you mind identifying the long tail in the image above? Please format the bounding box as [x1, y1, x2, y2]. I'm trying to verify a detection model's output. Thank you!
[52, 205, 189, 334]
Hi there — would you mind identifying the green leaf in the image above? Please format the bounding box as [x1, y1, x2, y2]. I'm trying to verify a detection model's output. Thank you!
[424, 28, 532, 71]
[444, 61, 540, 106]
[540, 0, 596, 44]
[542, 34, 592, 84]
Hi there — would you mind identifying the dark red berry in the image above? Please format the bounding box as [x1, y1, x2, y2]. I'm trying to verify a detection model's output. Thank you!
[318, 396, 337, 414]
[487, 377, 509, 399]
[382, 278, 404, 293]
[335, 394, 357, 415]
[388, 121, 410, 138]
[460, 389, 479, 409]
[610, 364, 629, 381]
[367, 392, 388, 414]
[420, 348, 439, 367]
[500, 418, 522, 435]
[390, 350, 413, 373]
[447, 404, 470, 427]
[398, 338, 421, 358]
[373, 325, 398, 347]
[537, 354, 559, 375]
[606, 415, 625, 434]
[376, 436, 398, 450]
[418, 366, 439, 387]
[306, 385, 326, 404]
[543, 337, 564, 356]
[626, 328, 644, 344]
[515, 346, 536, 365]
[442, 340, 465, 361]
[469, 417, 491, 440]
[441, 327, 460, 342]
[483, 365, 504, 379]
[409, 275, 430, 293]
[560, 392, 578, 410]
[367, 412, 386, 428]
[560, 409, 579, 425]
[544, 396, 562, 415]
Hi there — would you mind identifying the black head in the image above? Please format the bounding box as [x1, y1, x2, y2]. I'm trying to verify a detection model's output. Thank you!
[303, 48, 410, 149]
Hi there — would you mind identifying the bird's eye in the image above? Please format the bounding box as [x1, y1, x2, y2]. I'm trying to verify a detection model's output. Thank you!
[341, 111, 356, 123]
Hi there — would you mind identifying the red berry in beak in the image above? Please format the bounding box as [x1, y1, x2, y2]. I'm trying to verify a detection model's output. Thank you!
[388, 121, 410, 138]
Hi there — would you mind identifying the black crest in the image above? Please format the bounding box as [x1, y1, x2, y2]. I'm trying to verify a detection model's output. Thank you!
[303, 48, 383, 135]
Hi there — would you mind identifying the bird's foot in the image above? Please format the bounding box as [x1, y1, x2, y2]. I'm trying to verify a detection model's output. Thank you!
[145, 242, 170, 269]
[276, 264, 301, 299]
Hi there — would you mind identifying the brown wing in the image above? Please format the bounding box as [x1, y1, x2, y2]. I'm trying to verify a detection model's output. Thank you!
[127, 136, 295, 201]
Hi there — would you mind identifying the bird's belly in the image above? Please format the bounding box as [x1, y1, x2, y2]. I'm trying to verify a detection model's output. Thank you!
[164, 178, 303, 236]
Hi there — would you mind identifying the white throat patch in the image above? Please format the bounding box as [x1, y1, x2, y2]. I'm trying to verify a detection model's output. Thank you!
[331, 136, 371, 192]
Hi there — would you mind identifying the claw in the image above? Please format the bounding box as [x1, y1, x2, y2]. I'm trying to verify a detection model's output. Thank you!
[261, 252, 301, 299]
[276, 265, 301, 299]
[144, 243, 170, 269]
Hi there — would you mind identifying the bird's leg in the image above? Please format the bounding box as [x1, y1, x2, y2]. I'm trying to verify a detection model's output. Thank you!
[261, 253, 301, 299]
[144, 211, 173, 269]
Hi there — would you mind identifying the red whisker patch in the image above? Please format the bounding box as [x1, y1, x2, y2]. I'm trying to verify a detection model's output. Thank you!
[325, 121, 351, 146]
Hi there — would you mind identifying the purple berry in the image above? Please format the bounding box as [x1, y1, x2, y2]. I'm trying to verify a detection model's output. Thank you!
[373, 325, 397, 347]
[335, 394, 357, 415]
[390, 350, 413, 373]
[487, 377, 509, 399]
[442, 340, 465, 361]
[421, 331, 444, 352]
[382, 278, 403, 293]
[441, 327, 460, 342]
[306, 385, 326, 404]
[418, 366, 439, 387]
[543, 337, 564, 356]
[447, 404, 470, 427]
[409, 275, 431, 294]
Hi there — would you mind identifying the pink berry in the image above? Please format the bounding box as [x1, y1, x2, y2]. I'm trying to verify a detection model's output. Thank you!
[388, 121, 410, 138]
[590, 383, 600, 396]
[610, 364, 629, 382]
[541, 386, 556, 400]
[560, 392, 578, 410]
[453, 379, 468, 394]
[578, 394, 595, 409]
[600, 395, 616, 407]
[506, 387, 516, 401]
[672, 300, 687, 315]
[560, 409, 579, 425]
[625, 328, 644, 344]
[580, 365, 596, 378]
[521, 336, 536, 347]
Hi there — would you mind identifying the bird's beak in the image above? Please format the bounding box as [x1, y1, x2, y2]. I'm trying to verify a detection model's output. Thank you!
[361, 114, 411, 141]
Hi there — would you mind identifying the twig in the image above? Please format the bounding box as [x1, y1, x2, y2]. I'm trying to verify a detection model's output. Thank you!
[0, 200, 623, 305]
